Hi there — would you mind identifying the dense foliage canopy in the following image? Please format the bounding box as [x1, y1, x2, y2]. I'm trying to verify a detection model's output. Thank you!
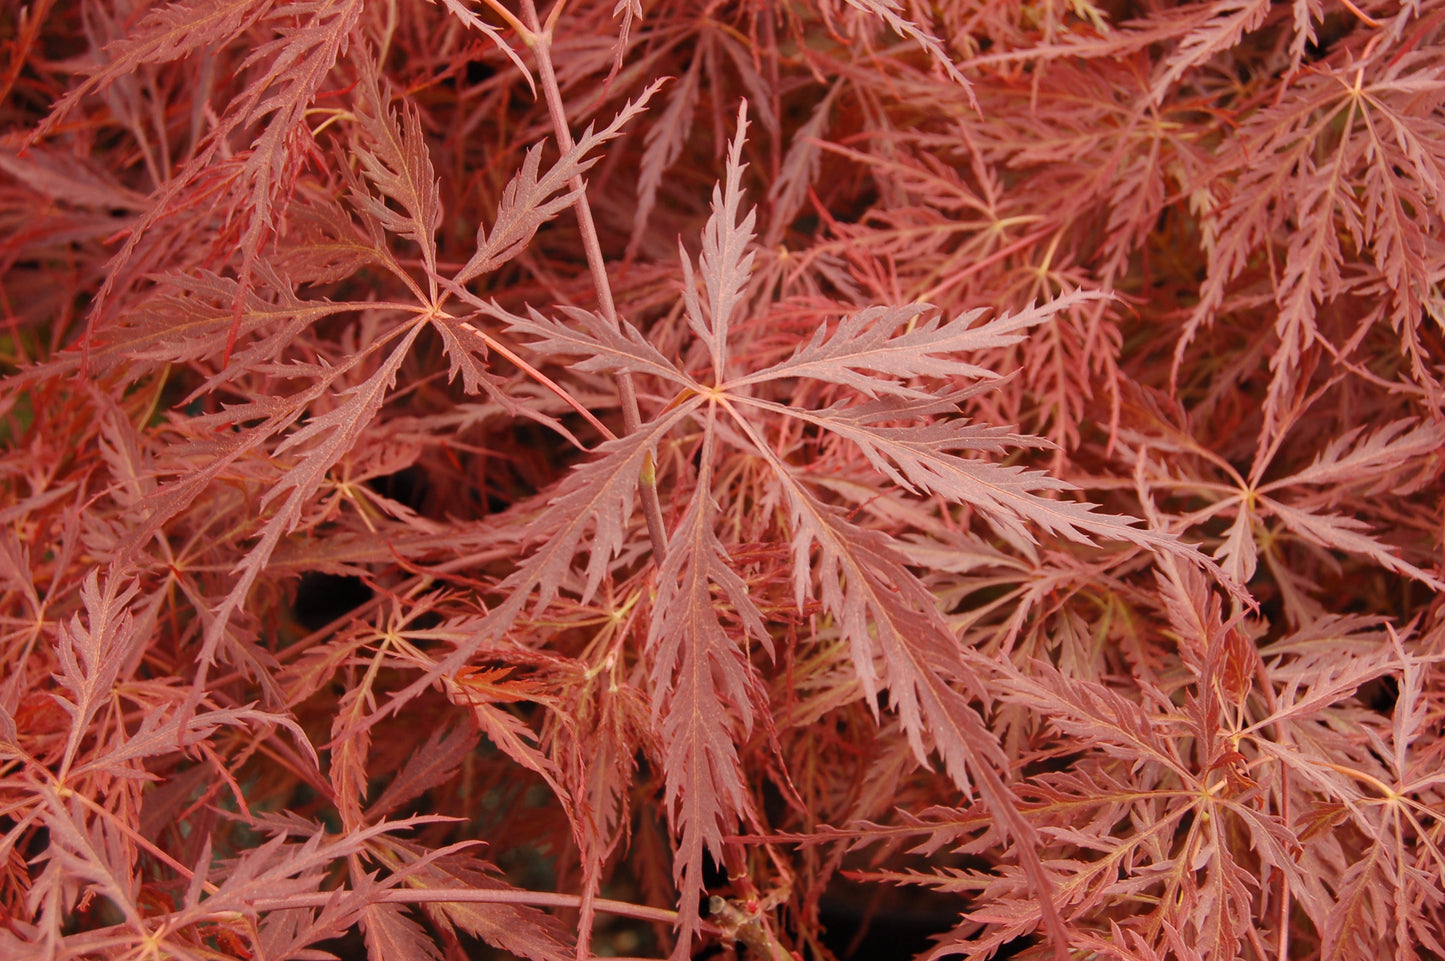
[2, 1, 1443, 960]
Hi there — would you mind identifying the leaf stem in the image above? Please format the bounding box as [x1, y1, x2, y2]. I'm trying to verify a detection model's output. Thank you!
[244, 886, 705, 932]
[519, 0, 669, 564]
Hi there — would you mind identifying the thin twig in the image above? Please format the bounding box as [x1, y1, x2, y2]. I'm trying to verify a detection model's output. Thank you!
[518, 0, 670, 565]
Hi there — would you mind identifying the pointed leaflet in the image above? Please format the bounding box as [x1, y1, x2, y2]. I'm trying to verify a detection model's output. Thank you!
[67, 702, 316, 776]
[452, 81, 663, 287]
[367, 724, 480, 820]
[486, 301, 696, 388]
[647, 441, 769, 959]
[730, 294, 1105, 399]
[366, 407, 694, 735]
[1259, 418, 1445, 493]
[746, 394, 1186, 562]
[835, 0, 971, 91]
[1149, 1, 1272, 103]
[628, 54, 702, 260]
[33, 784, 145, 930]
[348, 55, 442, 282]
[17, 271, 358, 381]
[444, 667, 573, 818]
[680, 102, 755, 383]
[220, 0, 365, 353]
[765, 82, 838, 247]
[432, 0, 535, 94]
[31, 0, 271, 138]
[514, 404, 696, 612]
[195, 321, 426, 691]
[1264, 500, 1444, 591]
[758, 463, 1072, 960]
[392, 842, 574, 961]
[51, 569, 141, 780]
[360, 901, 444, 961]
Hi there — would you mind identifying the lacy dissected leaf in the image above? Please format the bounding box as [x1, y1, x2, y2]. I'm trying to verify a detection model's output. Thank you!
[999, 663, 1187, 778]
[32, 783, 144, 930]
[1264, 500, 1444, 591]
[763, 83, 839, 248]
[1149, 0, 1274, 103]
[390, 842, 576, 961]
[432, 0, 535, 92]
[347, 56, 443, 280]
[760, 465, 1073, 959]
[452, 80, 663, 287]
[369, 407, 691, 731]
[360, 900, 444, 961]
[730, 298, 1094, 399]
[829, 0, 970, 91]
[211, 0, 365, 333]
[512, 405, 693, 611]
[759, 394, 1181, 561]
[367, 723, 481, 820]
[647, 482, 768, 959]
[679, 102, 755, 382]
[198, 815, 454, 916]
[444, 665, 573, 816]
[629, 51, 702, 259]
[1261, 417, 1445, 496]
[196, 320, 426, 682]
[32, 0, 271, 135]
[49, 570, 141, 778]
[13, 271, 356, 387]
[488, 302, 695, 388]
[1184, 51, 1445, 428]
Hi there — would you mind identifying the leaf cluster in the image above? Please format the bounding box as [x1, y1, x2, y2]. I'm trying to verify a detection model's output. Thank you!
[2, 2, 1443, 961]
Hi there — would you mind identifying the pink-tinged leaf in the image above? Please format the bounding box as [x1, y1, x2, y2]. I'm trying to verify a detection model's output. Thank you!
[733, 293, 1104, 398]
[425, 312, 557, 428]
[368, 407, 693, 733]
[1321, 843, 1389, 961]
[31, 0, 272, 138]
[195, 321, 426, 690]
[367, 724, 481, 820]
[515, 404, 695, 611]
[348, 58, 443, 282]
[680, 101, 756, 383]
[1212, 507, 1258, 584]
[1264, 144, 1353, 432]
[1261, 418, 1445, 493]
[427, 312, 502, 397]
[37, 271, 358, 379]
[444, 667, 573, 818]
[50, 569, 141, 779]
[488, 301, 696, 388]
[431, 0, 535, 94]
[0, 145, 149, 213]
[274, 194, 388, 287]
[1263, 498, 1445, 590]
[752, 394, 1185, 562]
[764, 83, 838, 247]
[393, 843, 575, 961]
[760, 462, 1073, 961]
[360, 901, 444, 961]
[832, 0, 971, 92]
[998, 663, 1188, 779]
[628, 57, 702, 260]
[1149, 1, 1271, 103]
[200, 815, 455, 917]
[69, 702, 317, 777]
[331, 682, 375, 827]
[647, 484, 769, 959]
[453, 81, 663, 287]
[33, 784, 143, 929]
